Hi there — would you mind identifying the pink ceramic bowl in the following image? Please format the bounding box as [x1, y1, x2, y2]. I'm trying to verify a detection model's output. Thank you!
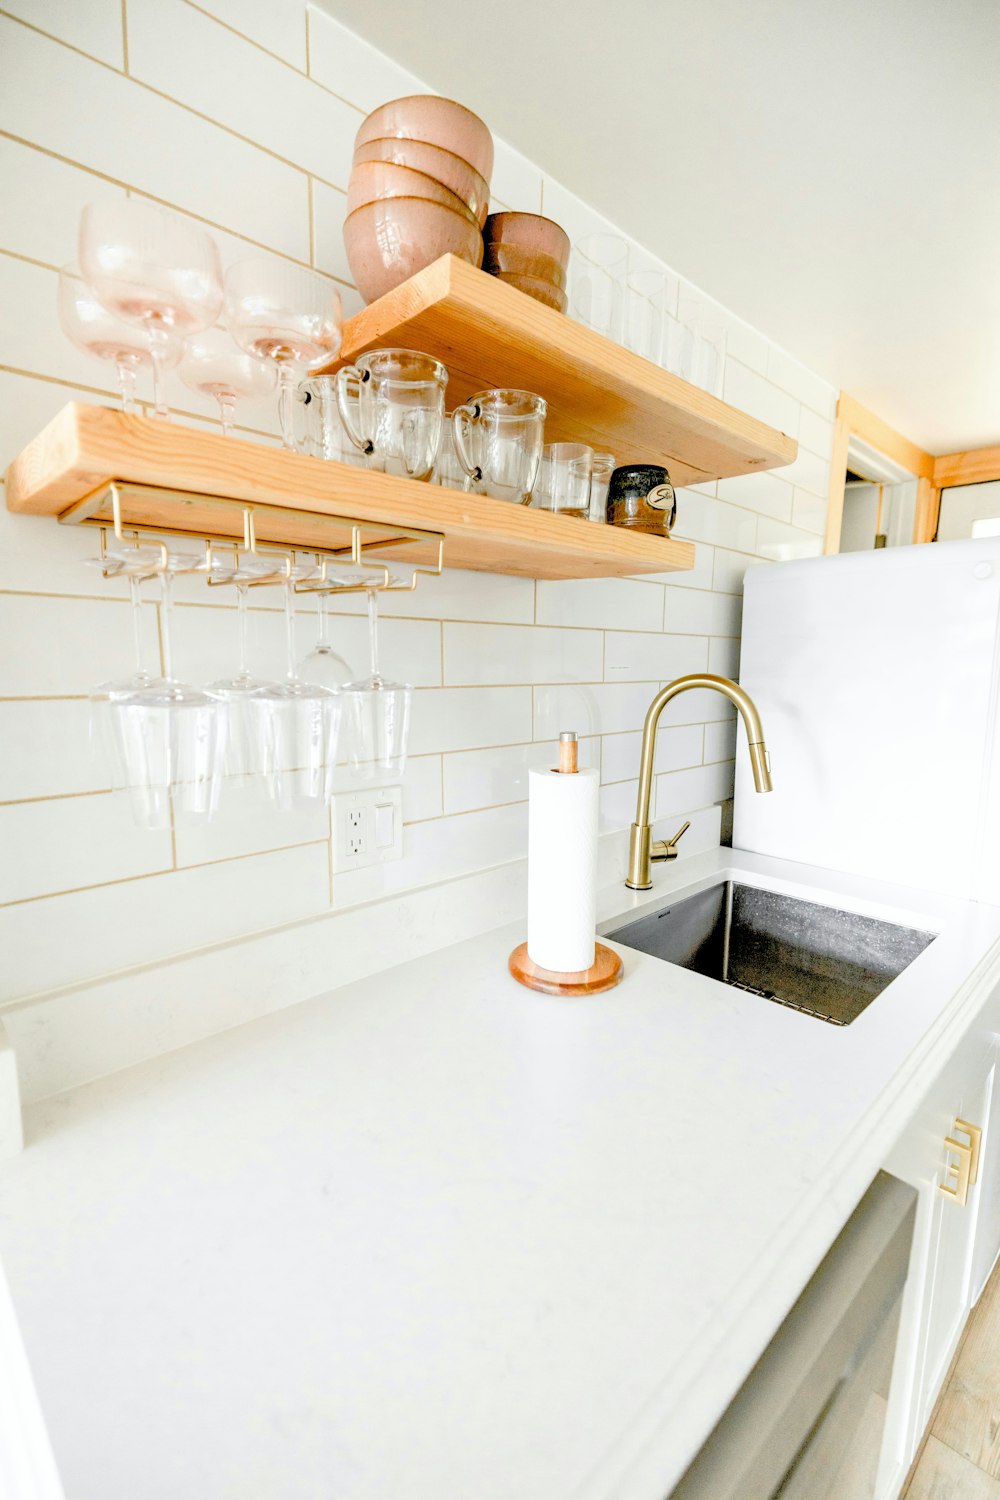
[483, 212, 570, 269]
[353, 136, 489, 227]
[355, 95, 494, 183]
[490, 270, 568, 313]
[483, 241, 567, 291]
[343, 197, 484, 305]
[348, 160, 478, 227]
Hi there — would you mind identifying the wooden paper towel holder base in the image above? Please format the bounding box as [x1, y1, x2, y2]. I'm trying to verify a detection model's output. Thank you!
[508, 942, 623, 997]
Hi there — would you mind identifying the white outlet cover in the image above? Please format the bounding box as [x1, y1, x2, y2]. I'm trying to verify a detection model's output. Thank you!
[332, 786, 403, 872]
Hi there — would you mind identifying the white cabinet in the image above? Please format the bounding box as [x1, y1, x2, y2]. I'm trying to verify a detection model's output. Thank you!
[970, 1033, 1000, 1303]
[878, 1024, 998, 1497]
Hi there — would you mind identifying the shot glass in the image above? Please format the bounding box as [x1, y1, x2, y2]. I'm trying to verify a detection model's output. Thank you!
[533, 443, 593, 519]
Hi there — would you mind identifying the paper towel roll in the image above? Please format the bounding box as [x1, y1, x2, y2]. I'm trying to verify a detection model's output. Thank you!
[526, 765, 599, 973]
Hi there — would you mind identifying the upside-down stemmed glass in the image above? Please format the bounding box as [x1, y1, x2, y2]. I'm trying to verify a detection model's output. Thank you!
[59, 265, 182, 414]
[178, 326, 277, 436]
[223, 260, 343, 450]
[340, 584, 412, 780]
[264, 561, 342, 805]
[298, 589, 353, 690]
[79, 199, 223, 419]
[204, 550, 286, 785]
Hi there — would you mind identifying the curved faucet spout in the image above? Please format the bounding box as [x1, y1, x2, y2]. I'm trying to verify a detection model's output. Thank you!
[626, 673, 772, 890]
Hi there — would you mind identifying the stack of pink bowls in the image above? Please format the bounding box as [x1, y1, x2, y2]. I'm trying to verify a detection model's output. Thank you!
[343, 96, 493, 304]
[483, 212, 570, 312]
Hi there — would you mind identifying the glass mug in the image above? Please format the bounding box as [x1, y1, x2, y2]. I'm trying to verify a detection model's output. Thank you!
[451, 388, 547, 504]
[533, 442, 593, 519]
[335, 348, 447, 481]
[295, 374, 369, 465]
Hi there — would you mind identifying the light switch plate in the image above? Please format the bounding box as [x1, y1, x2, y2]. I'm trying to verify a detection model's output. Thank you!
[331, 786, 403, 872]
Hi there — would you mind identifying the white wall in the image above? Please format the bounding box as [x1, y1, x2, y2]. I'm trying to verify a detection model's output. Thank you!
[0, 0, 836, 1093]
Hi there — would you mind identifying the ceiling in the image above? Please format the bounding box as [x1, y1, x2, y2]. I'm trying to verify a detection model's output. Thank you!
[317, 0, 1000, 454]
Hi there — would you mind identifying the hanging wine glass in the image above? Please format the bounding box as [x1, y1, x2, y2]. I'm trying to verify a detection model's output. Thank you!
[223, 259, 343, 450]
[340, 583, 412, 780]
[259, 558, 342, 806]
[204, 550, 286, 787]
[58, 265, 183, 414]
[178, 326, 277, 436]
[108, 552, 227, 828]
[79, 199, 223, 419]
[297, 589, 353, 690]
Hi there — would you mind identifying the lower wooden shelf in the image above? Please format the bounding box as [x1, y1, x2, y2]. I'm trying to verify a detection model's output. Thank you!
[4, 403, 696, 581]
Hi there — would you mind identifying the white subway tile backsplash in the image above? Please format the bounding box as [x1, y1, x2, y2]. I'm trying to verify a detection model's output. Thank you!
[126, 0, 357, 187]
[0, 843, 331, 1001]
[664, 588, 741, 638]
[0, 593, 159, 696]
[797, 406, 835, 459]
[197, 0, 307, 69]
[408, 687, 532, 755]
[781, 445, 830, 500]
[600, 724, 703, 785]
[724, 319, 769, 377]
[536, 577, 664, 631]
[398, 754, 443, 823]
[792, 487, 828, 536]
[4, 0, 124, 65]
[654, 760, 735, 818]
[333, 802, 529, 906]
[330, 567, 536, 625]
[723, 358, 800, 437]
[704, 718, 738, 764]
[603, 631, 708, 683]
[443, 737, 598, 815]
[715, 470, 794, 523]
[708, 636, 741, 679]
[306, 5, 426, 112]
[0, 254, 121, 395]
[0, 15, 310, 259]
[755, 518, 824, 562]
[712, 549, 756, 595]
[0, 138, 126, 269]
[766, 345, 837, 418]
[673, 490, 757, 552]
[173, 790, 328, 868]
[534, 682, 658, 739]
[443, 622, 602, 685]
[0, 792, 172, 904]
[311, 179, 354, 283]
[0, 700, 108, 802]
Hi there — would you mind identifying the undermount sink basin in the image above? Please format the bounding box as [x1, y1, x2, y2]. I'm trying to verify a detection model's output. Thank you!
[607, 880, 935, 1026]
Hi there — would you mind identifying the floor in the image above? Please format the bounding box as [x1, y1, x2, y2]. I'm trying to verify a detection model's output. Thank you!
[902, 1253, 1000, 1498]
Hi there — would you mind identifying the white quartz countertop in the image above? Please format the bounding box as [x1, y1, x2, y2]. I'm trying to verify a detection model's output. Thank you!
[2, 848, 1000, 1500]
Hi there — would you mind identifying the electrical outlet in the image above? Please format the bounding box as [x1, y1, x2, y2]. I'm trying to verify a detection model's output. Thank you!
[332, 787, 403, 872]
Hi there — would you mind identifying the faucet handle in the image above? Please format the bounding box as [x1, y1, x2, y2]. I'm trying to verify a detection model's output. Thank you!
[651, 820, 691, 863]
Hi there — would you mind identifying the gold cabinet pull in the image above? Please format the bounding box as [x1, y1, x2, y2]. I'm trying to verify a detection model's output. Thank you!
[955, 1118, 983, 1185]
[940, 1136, 973, 1206]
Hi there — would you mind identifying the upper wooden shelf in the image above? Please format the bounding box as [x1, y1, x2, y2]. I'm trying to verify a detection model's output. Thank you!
[318, 255, 798, 489]
[4, 404, 696, 581]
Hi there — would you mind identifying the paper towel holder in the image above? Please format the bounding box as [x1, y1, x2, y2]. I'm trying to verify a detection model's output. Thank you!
[509, 732, 624, 997]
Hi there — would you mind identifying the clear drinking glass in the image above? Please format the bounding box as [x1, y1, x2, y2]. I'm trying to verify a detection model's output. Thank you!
[263, 564, 342, 806]
[570, 233, 628, 341]
[204, 551, 286, 785]
[79, 200, 223, 418]
[178, 326, 277, 436]
[98, 554, 226, 828]
[298, 591, 353, 690]
[335, 348, 447, 480]
[341, 586, 412, 781]
[623, 267, 668, 362]
[223, 260, 343, 451]
[431, 421, 471, 490]
[588, 451, 617, 523]
[451, 388, 547, 504]
[533, 443, 593, 518]
[58, 264, 182, 413]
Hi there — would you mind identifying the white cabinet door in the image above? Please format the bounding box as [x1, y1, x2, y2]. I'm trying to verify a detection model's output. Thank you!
[879, 1030, 994, 1489]
[970, 1039, 1000, 1304]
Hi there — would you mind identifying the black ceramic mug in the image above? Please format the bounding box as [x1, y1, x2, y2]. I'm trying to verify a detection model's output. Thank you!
[605, 464, 677, 534]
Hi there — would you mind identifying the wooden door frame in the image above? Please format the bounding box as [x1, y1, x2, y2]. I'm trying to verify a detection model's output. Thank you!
[824, 393, 938, 553]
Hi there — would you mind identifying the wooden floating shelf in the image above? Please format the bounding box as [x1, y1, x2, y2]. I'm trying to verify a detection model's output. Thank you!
[4, 403, 696, 581]
[319, 255, 798, 489]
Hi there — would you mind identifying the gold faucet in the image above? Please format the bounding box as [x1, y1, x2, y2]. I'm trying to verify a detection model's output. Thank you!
[625, 673, 772, 890]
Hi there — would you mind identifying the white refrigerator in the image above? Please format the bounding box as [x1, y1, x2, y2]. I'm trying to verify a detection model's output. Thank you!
[733, 537, 1000, 903]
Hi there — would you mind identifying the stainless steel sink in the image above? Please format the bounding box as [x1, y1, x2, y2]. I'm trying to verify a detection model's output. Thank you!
[607, 880, 935, 1025]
